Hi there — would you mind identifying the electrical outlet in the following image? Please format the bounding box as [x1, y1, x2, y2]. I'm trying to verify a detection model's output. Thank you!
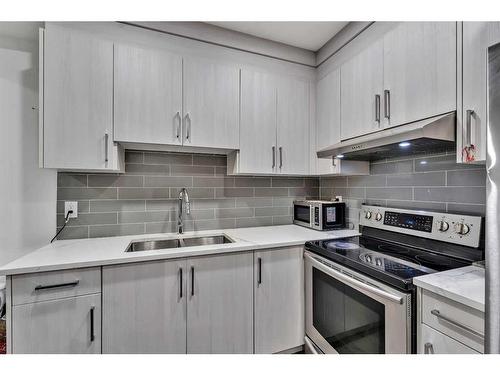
[64, 201, 78, 219]
[335, 195, 343, 202]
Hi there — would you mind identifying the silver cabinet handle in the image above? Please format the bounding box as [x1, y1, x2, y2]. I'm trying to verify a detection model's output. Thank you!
[466, 109, 474, 147]
[104, 133, 109, 163]
[424, 342, 434, 354]
[175, 111, 181, 142]
[279, 146, 283, 169]
[185, 113, 191, 141]
[430, 309, 484, 339]
[375, 94, 381, 124]
[384, 89, 391, 119]
[272, 146, 276, 169]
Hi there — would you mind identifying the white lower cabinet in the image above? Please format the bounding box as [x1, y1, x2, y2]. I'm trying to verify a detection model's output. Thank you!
[187, 252, 254, 354]
[12, 293, 101, 354]
[419, 324, 479, 354]
[102, 259, 187, 354]
[254, 246, 304, 353]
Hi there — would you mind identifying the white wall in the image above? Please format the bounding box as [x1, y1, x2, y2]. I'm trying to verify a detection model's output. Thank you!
[0, 22, 57, 267]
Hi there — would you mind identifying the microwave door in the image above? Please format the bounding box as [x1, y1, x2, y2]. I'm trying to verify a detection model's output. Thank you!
[304, 253, 411, 354]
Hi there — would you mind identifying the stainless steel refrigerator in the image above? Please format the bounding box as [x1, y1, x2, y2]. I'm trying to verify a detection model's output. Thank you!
[486, 42, 500, 353]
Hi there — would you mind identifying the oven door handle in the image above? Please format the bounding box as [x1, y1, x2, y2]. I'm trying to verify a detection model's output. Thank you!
[305, 253, 404, 305]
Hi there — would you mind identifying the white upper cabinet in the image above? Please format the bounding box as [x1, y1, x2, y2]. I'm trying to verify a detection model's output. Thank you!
[341, 39, 384, 140]
[383, 22, 456, 128]
[113, 44, 183, 145]
[239, 69, 278, 174]
[316, 68, 341, 151]
[42, 24, 121, 171]
[183, 58, 240, 149]
[277, 77, 310, 175]
[459, 22, 500, 163]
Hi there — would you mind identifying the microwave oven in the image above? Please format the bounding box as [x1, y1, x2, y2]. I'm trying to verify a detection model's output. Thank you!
[293, 200, 346, 231]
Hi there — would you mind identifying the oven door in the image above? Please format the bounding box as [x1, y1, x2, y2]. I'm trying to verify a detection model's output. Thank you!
[305, 252, 412, 354]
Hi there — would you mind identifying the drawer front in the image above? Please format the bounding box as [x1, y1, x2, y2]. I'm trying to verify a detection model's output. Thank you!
[421, 289, 484, 352]
[419, 324, 479, 354]
[12, 267, 101, 305]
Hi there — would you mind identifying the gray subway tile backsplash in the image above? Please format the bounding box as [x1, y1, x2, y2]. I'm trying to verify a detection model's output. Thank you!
[320, 152, 487, 227]
[56, 150, 319, 239]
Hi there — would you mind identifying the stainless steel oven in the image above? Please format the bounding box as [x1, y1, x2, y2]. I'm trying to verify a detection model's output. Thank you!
[304, 251, 412, 354]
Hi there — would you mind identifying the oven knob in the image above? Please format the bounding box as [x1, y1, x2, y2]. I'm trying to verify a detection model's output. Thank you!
[375, 258, 382, 266]
[375, 212, 383, 221]
[437, 220, 449, 232]
[455, 222, 471, 235]
[366, 255, 372, 263]
[365, 211, 372, 220]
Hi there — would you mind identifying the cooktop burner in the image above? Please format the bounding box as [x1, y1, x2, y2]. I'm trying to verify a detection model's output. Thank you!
[305, 234, 475, 290]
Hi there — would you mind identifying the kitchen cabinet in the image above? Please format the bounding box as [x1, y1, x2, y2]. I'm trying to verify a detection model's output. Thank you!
[234, 69, 310, 175]
[458, 22, 500, 163]
[183, 58, 240, 149]
[12, 293, 101, 354]
[41, 24, 123, 171]
[419, 324, 479, 354]
[341, 39, 384, 140]
[383, 22, 456, 129]
[102, 259, 187, 354]
[113, 44, 183, 145]
[254, 246, 304, 353]
[277, 77, 310, 175]
[187, 252, 254, 354]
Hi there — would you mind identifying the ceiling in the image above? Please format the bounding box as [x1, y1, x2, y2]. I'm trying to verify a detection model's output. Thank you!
[207, 22, 348, 51]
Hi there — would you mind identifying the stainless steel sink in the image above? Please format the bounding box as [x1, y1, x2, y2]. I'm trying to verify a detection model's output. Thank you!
[125, 235, 234, 252]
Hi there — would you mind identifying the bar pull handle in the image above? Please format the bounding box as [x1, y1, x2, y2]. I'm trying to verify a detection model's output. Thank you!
[272, 146, 276, 169]
[466, 109, 474, 147]
[258, 257, 262, 285]
[384, 89, 391, 120]
[104, 133, 109, 163]
[279, 147, 283, 169]
[190, 266, 195, 297]
[424, 342, 434, 354]
[375, 94, 381, 124]
[430, 309, 484, 339]
[179, 268, 183, 299]
[175, 111, 181, 141]
[185, 113, 191, 141]
[90, 306, 95, 342]
[34, 280, 79, 291]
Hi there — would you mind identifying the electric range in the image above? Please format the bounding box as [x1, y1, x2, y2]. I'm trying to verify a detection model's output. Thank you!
[303, 205, 484, 354]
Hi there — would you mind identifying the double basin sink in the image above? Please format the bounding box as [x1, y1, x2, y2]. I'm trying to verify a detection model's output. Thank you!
[126, 235, 234, 252]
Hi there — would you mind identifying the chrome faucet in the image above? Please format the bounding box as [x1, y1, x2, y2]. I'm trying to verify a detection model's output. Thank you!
[177, 188, 190, 234]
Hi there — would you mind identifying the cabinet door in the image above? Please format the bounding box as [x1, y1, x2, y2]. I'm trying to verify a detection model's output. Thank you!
[183, 58, 240, 149]
[12, 294, 101, 353]
[341, 39, 384, 140]
[114, 44, 183, 145]
[383, 22, 456, 128]
[460, 22, 500, 163]
[316, 69, 341, 151]
[43, 24, 114, 170]
[254, 246, 304, 353]
[102, 259, 187, 354]
[187, 252, 253, 353]
[277, 77, 310, 175]
[239, 69, 277, 174]
[419, 324, 479, 354]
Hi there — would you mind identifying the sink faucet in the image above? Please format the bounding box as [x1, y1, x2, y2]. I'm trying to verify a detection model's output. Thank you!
[177, 188, 190, 234]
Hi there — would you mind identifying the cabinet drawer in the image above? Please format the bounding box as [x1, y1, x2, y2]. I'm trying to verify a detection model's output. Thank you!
[419, 324, 479, 354]
[421, 289, 484, 352]
[12, 268, 101, 305]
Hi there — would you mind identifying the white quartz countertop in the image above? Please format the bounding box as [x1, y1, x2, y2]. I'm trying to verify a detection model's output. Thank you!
[413, 265, 485, 312]
[0, 225, 359, 276]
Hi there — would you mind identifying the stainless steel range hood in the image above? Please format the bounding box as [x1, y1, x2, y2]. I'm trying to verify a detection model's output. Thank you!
[317, 112, 456, 161]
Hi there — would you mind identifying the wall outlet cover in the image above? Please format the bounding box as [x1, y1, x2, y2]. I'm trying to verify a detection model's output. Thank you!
[64, 201, 78, 219]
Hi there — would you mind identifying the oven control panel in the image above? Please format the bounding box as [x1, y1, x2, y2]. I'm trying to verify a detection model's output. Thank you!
[360, 205, 482, 248]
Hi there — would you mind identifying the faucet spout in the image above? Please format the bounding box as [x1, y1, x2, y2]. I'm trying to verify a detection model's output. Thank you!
[178, 188, 190, 234]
